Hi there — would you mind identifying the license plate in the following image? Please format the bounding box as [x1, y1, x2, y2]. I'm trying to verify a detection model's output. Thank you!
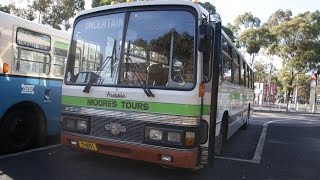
[79, 141, 97, 151]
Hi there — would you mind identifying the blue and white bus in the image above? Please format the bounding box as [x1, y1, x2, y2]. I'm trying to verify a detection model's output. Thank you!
[0, 11, 70, 153]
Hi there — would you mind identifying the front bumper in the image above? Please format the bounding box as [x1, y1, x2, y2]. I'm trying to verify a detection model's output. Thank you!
[61, 132, 199, 169]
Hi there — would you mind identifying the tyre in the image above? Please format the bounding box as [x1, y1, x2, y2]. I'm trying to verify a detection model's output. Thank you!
[0, 108, 37, 153]
[215, 117, 227, 155]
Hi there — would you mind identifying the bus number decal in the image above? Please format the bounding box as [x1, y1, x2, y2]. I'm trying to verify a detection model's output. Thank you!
[21, 84, 35, 95]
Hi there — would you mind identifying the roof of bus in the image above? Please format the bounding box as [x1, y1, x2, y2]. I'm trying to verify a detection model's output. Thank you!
[221, 30, 253, 69]
[77, 0, 207, 19]
[0, 11, 70, 40]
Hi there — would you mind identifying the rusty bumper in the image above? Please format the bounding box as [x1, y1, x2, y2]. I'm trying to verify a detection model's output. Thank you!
[61, 132, 199, 169]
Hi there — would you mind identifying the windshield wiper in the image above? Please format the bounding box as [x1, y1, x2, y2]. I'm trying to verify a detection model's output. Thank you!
[83, 56, 112, 93]
[83, 40, 117, 93]
[125, 55, 154, 97]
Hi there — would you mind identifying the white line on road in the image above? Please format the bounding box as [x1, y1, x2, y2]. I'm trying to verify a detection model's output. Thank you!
[0, 144, 62, 160]
[214, 156, 260, 164]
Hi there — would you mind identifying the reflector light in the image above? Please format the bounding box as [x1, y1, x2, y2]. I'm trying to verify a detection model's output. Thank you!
[161, 155, 172, 162]
[185, 132, 195, 145]
[3, 63, 9, 74]
[192, 0, 199, 4]
[199, 83, 205, 97]
[71, 140, 77, 145]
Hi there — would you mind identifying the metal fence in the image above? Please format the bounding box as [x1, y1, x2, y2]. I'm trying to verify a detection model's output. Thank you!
[253, 102, 320, 114]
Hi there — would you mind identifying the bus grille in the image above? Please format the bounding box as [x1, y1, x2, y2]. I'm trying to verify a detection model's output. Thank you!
[90, 116, 144, 143]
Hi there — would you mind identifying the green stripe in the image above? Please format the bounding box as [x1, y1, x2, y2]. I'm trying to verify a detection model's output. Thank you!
[62, 95, 210, 116]
[54, 41, 69, 50]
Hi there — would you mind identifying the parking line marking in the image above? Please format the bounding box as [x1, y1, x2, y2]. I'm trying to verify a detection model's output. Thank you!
[252, 123, 268, 162]
[214, 156, 259, 164]
[0, 144, 62, 160]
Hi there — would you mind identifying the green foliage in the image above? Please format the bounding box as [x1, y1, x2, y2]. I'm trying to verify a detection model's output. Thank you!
[2, 0, 84, 30]
[238, 27, 275, 64]
[10, 4, 36, 21]
[0, 4, 11, 13]
[263, 9, 292, 28]
[270, 12, 320, 71]
[253, 61, 269, 83]
[222, 26, 235, 43]
[92, 0, 125, 7]
[199, 2, 216, 15]
[234, 12, 261, 33]
[33, 0, 85, 30]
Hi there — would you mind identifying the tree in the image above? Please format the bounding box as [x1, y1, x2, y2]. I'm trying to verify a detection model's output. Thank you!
[199, 1, 216, 15]
[253, 61, 268, 83]
[234, 12, 261, 34]
[32, 0, 52, 23]
[10, 4, 36, 21]
[92, 0, 125, 7]
[222, 26, 236, 43]
[270, 11, 320, 111]
[263, 9, 292, 28]
[0, 4, 11, 13]
[32, 0, 85, 30]
[238, 27, 275, 64]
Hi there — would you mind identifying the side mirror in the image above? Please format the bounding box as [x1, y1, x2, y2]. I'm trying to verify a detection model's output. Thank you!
[198, 24, 213, 53]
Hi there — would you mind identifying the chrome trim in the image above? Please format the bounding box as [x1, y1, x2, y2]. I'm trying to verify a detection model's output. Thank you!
[62, 105, 199, 126]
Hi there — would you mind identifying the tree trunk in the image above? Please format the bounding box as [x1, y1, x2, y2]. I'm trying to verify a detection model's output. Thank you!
[285, 71, 295, 111]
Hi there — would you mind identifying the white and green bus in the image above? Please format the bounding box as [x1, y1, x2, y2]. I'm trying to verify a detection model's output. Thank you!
[61, 0, 254, 169]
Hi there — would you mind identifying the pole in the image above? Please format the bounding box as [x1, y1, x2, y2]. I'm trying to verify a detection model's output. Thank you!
[295, 75, 299, 111]
[268, 62, 273, 111]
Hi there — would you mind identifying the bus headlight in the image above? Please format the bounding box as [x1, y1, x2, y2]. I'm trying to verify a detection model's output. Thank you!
[62, 116, 90, 134]
[145, 127, 163, 141]
[149, 129, 163, 141]
[167, 131, 181, 143]
[77, 120, 88, 131]
[65, 118, 76, 129]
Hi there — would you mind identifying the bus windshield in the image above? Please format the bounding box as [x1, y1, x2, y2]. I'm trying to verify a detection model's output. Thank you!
[65, 10, 196, 89]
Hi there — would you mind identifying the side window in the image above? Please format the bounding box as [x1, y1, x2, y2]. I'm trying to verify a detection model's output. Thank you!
[239, 58, 244, 86]
[222, 38, 233, 83]
[222, 53, 232, 83]
[233, 53, 240, 85]
[203, 29, 213, 83]
[53, 42, 69, 77]
[74, 48, 81, 74]
[243, 62, 246, 87]
[15, 48, 50, 74]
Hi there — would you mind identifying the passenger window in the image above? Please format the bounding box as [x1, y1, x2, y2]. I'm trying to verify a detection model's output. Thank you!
[14, 48, 50, 74]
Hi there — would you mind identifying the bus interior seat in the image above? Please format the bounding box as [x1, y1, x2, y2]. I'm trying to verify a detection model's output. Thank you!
[147, 64, 168, 86]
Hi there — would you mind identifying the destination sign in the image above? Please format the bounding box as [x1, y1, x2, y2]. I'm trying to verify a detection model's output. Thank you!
[16, 28, 51, 51]
[84, 18, 123, 30]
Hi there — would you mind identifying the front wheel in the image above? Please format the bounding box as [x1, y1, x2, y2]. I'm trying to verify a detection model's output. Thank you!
[0, 108, 37, 153]
[215, 122, 227, 155]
